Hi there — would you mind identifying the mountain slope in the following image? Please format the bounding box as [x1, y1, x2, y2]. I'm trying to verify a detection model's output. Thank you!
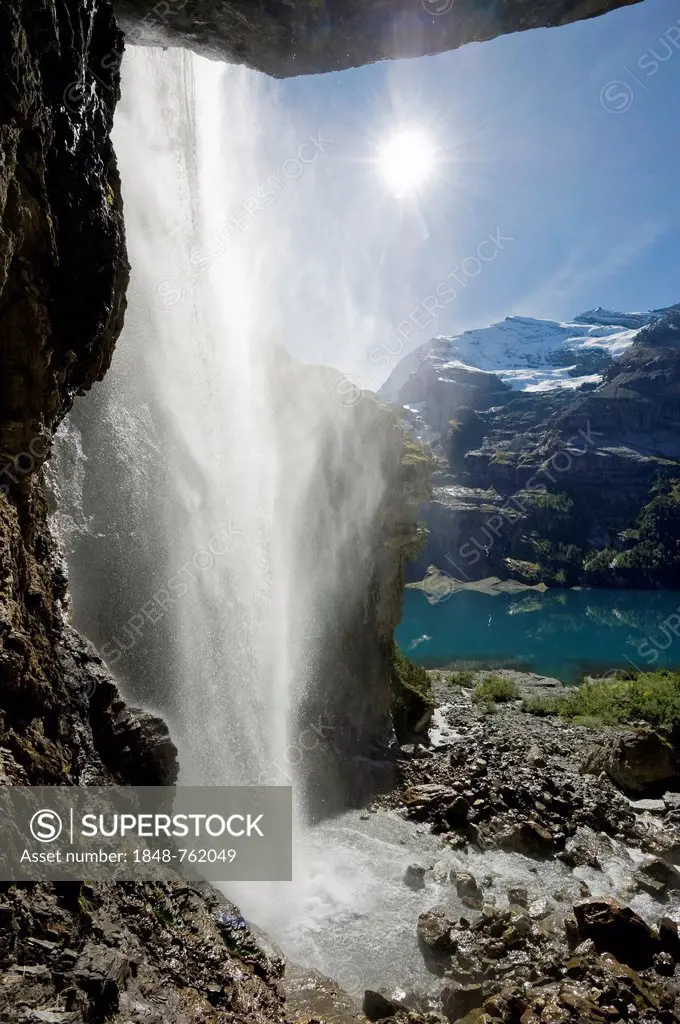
[383, 304, 680, 589]
[380, 307, 668, 405]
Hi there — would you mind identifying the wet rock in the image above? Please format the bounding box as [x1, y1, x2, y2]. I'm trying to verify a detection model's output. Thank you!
[631, 797, 667, 813]
[441, 982, 484, 1022]
[417, 908, 456, 968]
[363, 990, 400, 1019]
[454, 872, 484, 909]
[443, 796, 471, 828]
[653, 951, 676, 976]
[404, 785, 456, 818]
[404, 864, 427, 890]
[573, 897, 662, 969]
[527, 898, 554, 923]
[501, 821, 556, 857]
[634, 858, 680, 900]
[507, 887, 528, 908]
[659, 915, 680, 959]
[558, 834, 601, 870]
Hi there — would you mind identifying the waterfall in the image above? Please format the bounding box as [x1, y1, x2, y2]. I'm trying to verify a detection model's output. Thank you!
[94, 47, 289, 787]
[54, 45, 394, 802]
[50, 43, 411, 988]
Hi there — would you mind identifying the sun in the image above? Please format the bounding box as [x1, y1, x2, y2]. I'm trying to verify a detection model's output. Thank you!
[376, 127, 437, 197]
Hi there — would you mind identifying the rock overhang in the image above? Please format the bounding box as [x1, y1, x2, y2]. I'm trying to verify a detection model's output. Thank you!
[113, 0, 644, 77]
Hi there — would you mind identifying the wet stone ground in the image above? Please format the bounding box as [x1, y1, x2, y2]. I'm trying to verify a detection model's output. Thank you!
[352, 671, 680, 1024]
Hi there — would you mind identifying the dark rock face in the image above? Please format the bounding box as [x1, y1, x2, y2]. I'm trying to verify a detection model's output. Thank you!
[0, 0, 128, 463]
[0, 480, 177, 789]
[112, 0, 643, 77]
[0, 881, 288, 1024]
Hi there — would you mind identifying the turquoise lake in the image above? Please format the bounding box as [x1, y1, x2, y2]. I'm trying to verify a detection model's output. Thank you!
[397, 587, 680, 683]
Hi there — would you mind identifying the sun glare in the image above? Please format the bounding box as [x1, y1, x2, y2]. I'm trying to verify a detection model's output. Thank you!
[376, 127, 436, 197]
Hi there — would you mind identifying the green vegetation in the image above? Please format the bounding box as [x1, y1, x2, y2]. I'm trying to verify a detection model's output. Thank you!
[608, 478, 680, 585]
[523, 670, 680, 728]
[391, 644, 434, 740]
[473, 675, 519, 704]
[449, 669, 475, 688]
[531, 491, 575, 514]
[490, 449, 515, 465]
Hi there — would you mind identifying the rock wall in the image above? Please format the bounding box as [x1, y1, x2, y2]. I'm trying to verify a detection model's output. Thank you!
[112, 0, 643, 76]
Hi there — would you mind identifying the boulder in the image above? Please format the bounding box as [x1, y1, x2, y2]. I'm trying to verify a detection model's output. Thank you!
[507, 886, 529, 908]
[573, 897, 661, 969]
[558, 835, 601, 870]
[363, 990, 399, 1020]
[403, 785, 456, 816]
[500, 820, 556, 857]
[658, 915, 680, 960]
[441, 982, 484, 1023]
[403, 864, 427, 890]
[582, 731, 680, 796]
[416, 908, 456, 970]
[454, 871, 483, 909]
[634, 858, 680, 900]
[443, 796, 471, 828]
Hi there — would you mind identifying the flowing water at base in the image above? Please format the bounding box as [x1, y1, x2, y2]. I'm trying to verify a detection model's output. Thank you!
[228, 805, 680, 1001]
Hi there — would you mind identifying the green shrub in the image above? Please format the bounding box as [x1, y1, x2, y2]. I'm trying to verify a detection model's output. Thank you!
[522, 695, 559, 717]
[522, 671, 680, 729]
[474, 675, 519, 704]
[391, 644, 434, 740]
[449, 669, 475, 688]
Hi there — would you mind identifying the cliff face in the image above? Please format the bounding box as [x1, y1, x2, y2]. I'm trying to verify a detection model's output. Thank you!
[0, 0, 128, 462]
[113, 0, 643, 76]
[394, 308, 680, 588]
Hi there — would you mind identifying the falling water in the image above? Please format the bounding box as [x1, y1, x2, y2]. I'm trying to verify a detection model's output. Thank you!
[54, 45, 395, 801]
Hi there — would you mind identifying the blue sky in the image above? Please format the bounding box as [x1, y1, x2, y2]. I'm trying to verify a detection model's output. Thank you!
[247, 0, 680, 383]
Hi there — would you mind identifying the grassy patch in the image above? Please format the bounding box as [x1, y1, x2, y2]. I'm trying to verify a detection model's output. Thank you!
[473, 675, 519, 704]
[523, 671, 680, 729]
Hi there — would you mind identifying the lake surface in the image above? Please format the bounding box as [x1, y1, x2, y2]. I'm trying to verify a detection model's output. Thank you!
[397, 587, 680, 682]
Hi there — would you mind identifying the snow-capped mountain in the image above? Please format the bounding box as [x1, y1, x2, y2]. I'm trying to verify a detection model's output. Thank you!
[379, 307, 668, 403]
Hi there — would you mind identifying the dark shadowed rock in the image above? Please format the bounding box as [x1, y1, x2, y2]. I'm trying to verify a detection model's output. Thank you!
[583, 731, 680, 796]
[634, 859, 680, 901]
[659, 915, 680, 960]
[500, 820, 557, 857]
[363, 990, 399, 1020]
[574, 897, 662, 969]
[441, 982, 484, 1022]
[507, 887, 529, 908]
